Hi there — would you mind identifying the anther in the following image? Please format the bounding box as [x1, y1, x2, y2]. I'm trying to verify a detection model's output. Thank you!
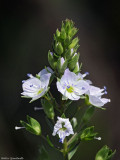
[15, 126, 25, 130]
[94, 137, 101, 141]
[104, 86, 107, 90]
[34, 107, 43, 111]
[104, 91, 107, 94]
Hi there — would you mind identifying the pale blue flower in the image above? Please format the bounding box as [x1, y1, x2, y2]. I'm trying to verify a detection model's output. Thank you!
[86, 85, 111, 107]
[52, 117, 74, 143]
[21, 68, 52, 102]
[57, 69, 90, 100]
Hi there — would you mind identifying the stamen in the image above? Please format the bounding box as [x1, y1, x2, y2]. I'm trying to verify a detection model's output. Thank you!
[27, 73, 33, 78]
[94, 137, 101, 141]
[15, 126, 25, 130]
[85, 72, 89, 75]
[59, 138, 63, 143]
[82, 72, 89, 78]
[34, 107, 43, 111]
[82, 87, 85, 90]
[67, 86, 70, 89]
[104, 91, 107, 94]
[104, 86, 107, 90]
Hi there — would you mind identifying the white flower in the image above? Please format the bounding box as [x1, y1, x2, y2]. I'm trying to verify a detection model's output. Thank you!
[57, 69, 90, 100]
[21, 68, 52, 102]
[52, 117, 74, 143]
[86, 86, 111, 107]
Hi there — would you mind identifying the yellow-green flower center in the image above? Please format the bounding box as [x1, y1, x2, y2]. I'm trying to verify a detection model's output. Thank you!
[67, 86, 74, 93]
[59, 127, 67, 131]
[37, 88, 44, 95]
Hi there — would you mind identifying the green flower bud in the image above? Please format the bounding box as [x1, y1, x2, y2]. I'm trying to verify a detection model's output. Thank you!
[73, 62, 80, 73]
[68, 27, 78, 38]
[68, 37, 79, 49]
[56, 29, 60, 37]
[60, 28, 66, 39]
[57, 57, 67, 74]
[95, 145, 116, 160]
[41, 99, 55, 120]
[20, 115, 41, 135]
[48, 51, 55, 69]
[68, 53, 79, 70]
[54, 42, 64, 55]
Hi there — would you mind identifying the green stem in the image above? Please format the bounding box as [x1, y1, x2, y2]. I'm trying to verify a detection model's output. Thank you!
[63, 138, 68, 160]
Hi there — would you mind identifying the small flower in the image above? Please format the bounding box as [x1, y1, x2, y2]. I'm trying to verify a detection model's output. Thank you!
[57, 69, 90, 100]
[52, 117, 74, 143]
[86, 85, 111, 107]
[21, 68, 52, 102]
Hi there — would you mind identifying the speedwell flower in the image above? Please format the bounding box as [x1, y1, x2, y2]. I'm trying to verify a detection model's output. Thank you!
[52, 117, 74, 143]
[86, 85, 111, 107]
[21, 68, 52, 102]
[57, 69, 90, 100]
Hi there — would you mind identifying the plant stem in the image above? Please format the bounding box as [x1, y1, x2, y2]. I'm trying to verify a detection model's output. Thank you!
[63, 138, 68, 160]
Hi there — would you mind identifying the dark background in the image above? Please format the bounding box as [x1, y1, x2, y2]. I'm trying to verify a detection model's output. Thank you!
[0, 0, 120, 159]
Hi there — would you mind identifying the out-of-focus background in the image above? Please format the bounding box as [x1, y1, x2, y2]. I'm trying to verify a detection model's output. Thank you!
[0, 0, 120, 159]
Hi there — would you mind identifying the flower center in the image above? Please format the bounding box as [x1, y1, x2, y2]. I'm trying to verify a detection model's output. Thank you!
[66, 86, 74, 93]
[59, 127, 67, 131]
[37, 88, 44, 95]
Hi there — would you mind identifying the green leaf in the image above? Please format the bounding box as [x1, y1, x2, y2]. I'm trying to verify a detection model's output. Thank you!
[20, 116, 41, 136]
[41, 99, 55, 120]
[46, 135, 54, 147]
[45, 116, 54, 132]
[81, 106, 95, 124]
[68, 142, 79, 160]
[95, 145, 116, 160]
[80, 126, 98, 141]
[38, 146, 50, 160]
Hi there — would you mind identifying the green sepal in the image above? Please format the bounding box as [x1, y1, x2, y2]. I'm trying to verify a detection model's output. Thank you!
[68, 27, 78, 38]
[36, 74, 40, 79]
[57, 57, 68, 74]
[46, 135, 54, 147]
[73, 62, 80, 73]
[61, 113, 66, 118]
[60, 28, 67, 39]
[56, 29, 60, 37]
[80, 126, 98, 141]
[20, 115, 41, 135]
[95, 145, 116, 160]
[41, 99, 55, 120]
[68, 37, 79, 49]
[48, 50, 55, 69]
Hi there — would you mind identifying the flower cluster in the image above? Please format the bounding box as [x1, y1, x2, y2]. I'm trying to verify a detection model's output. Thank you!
[18, 19, 115, 160]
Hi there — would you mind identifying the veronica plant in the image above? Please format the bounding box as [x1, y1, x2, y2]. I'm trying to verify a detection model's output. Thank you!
[16, 19, 116, 160]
